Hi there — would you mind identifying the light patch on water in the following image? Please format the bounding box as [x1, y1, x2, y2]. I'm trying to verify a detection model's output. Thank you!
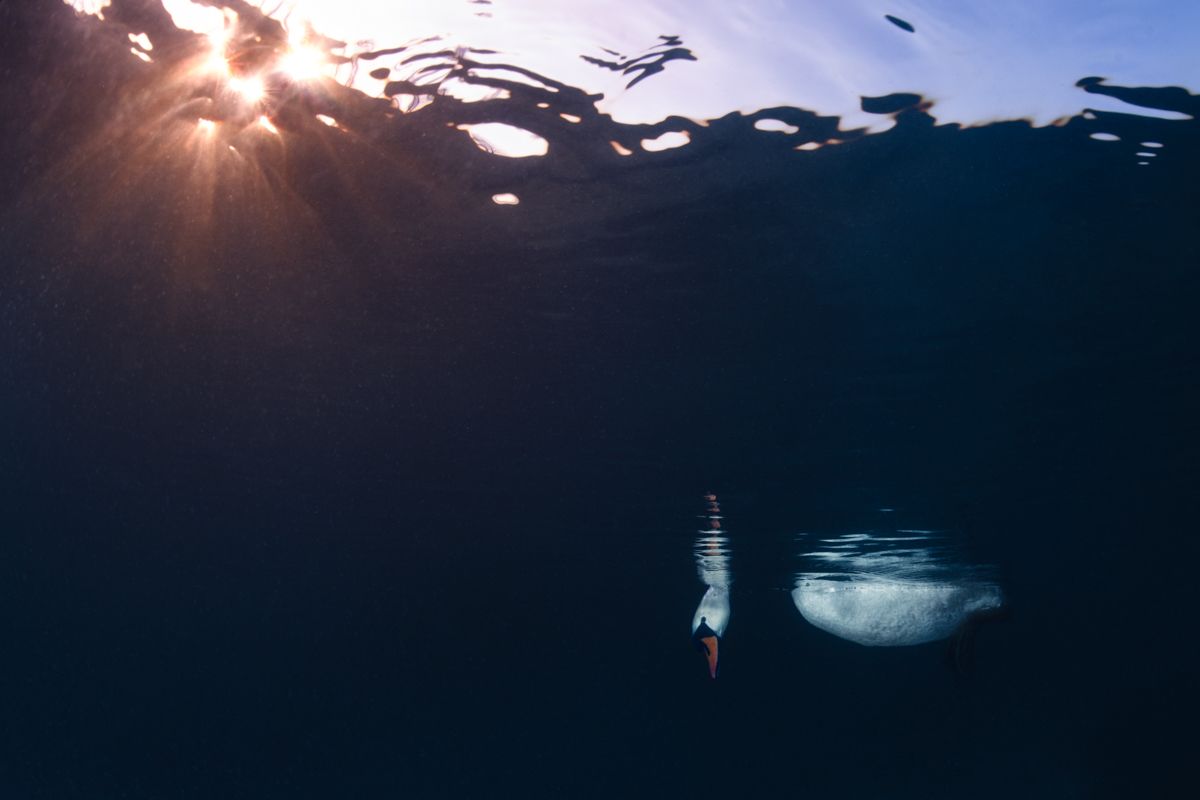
[1140, 141, 1164, 148]
[491, 193, 520, 205]
[64, 0, 110, 17]
[1090, 132, 1121, 141]
[127, 32, 153, 51]
[160, 0, 227, 38]
[640, 131, 690, 152]
[754, 119, 800, 134]
[440, 78, 512, 103]
[457, 123, 549, 157]
[394, 94, 436, 114]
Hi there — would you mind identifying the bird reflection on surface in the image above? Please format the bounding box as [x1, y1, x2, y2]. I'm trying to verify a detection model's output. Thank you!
[691, 494, 731, 679]
[792, 529, 1003, 657]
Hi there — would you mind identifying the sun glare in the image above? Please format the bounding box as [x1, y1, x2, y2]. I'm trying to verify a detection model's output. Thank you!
[203, 53, 230, 76]
[280, 45, 327, 82]
[229, 76, 265, 103]
[207, 26, 227, 50]
[199, 31, 230, 76]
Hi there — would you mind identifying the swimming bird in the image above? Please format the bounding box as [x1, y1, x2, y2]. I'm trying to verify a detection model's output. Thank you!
[791, 577, 1002, 647]
[691, 494, 731, 678]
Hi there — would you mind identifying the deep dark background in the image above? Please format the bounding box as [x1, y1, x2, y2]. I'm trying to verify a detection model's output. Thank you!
[1, 1, 1198, 797]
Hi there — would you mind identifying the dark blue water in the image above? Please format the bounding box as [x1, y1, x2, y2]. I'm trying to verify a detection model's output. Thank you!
[1, 1, 1197, 797]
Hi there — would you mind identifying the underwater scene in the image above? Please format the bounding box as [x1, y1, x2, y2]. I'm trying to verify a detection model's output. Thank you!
[2, 1, 1198, 797]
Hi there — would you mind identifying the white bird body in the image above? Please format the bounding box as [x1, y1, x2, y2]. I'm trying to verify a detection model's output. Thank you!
[691, 514, 731, 678]
[792, 578, 1002, 646]
[691, 584, 730, 637]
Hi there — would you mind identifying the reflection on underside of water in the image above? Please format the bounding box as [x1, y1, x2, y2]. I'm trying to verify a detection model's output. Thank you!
[66, 0, 1200, 133]
[58, 0, 1199, 168]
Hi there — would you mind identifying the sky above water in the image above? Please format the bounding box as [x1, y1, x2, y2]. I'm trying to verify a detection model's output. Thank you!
[74, 0, 1200, 130]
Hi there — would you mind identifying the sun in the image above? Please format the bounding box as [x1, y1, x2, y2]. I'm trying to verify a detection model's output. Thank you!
[279, 44, 327, 82]
[228, 75, 265, 104]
